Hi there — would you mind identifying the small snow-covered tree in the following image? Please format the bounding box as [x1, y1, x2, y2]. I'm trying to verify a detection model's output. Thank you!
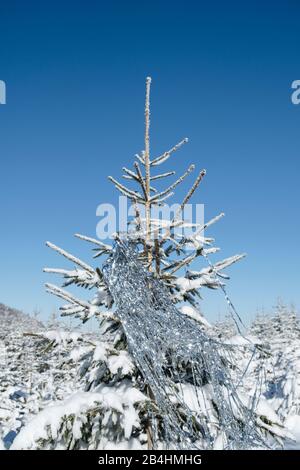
[213, 315, 237, 340]
[13, 78, 288, 450]
[257, 302, 300, 419]
[250, 310, 274, 342]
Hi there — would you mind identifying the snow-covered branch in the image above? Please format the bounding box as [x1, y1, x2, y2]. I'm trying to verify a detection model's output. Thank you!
[151, 138, 188, 166]
[74, 233, 111, 258]
[108, 176, 143, 201]
[150, 164, 195, 203]
[45, 242, 95, 274]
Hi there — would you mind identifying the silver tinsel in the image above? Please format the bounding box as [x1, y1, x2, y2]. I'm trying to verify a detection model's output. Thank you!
[102, 240, 266, 449]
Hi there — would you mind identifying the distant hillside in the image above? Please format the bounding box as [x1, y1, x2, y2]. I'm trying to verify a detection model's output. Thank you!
[0, 303, 43, 335]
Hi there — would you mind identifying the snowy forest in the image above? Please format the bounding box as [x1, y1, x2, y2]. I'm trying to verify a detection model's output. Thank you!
[1, 300, 299, 450]
[1, 78, 299, 451]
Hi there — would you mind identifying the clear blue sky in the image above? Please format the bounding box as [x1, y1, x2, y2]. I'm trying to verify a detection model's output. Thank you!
[0, 1, 299, 323]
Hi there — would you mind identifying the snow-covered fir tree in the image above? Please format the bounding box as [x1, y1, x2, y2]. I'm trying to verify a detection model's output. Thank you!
[12, 78, 291, 450]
